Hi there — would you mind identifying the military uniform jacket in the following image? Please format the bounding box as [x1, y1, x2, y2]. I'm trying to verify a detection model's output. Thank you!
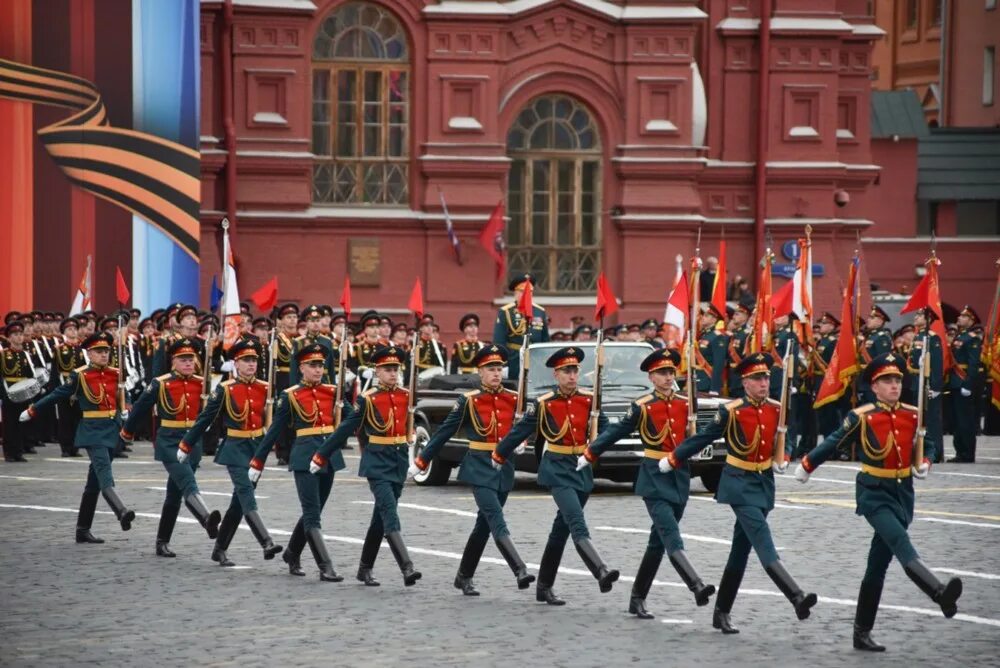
[254, 382, 347, 474]
[859, 327, 893, 394]
[350, 337, 390, 372]
[950, 328, 982, 391]
[493, 303, 548, 378]
[30, 364, 122, 448]
[124, 372, 205, 464]
[673, 397, 785, 510]
[51, 341, 84, 386]
[421, 387, 518, 492]
[812, 332, 837, 388]
[802, 402, 921, 523]
[727, 328, 751, 381]
[769, 327, 803, 397]
[414, 337, 447, 370]
[316, 384, 410, 483]
[290, 334, 335, 386]
[449, 339, 484, 374]
[496, 389, 608, 493]
[273, 332, 295, 391]
[696, 328, 728, 393]
[182, 377, 269, 468]
[906, 329, 943, 394]
[588, 391, 691, 504]
[2, 347, 41, 401]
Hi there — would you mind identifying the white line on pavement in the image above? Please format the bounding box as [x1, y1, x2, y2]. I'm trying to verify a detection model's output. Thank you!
[3, 501, 1000, 629]
[775, 474, 854, 486]
[352, 500, 477, 517]
[44, 458, 159, 466]
[918, 517, 1000, 529]
[594, 525, 784, 550]
[0, 474, 56, 481]
[659, 619, 693, 624]
[931, 471, 1000, 481]
[931, 567, 1000, 581]
[144, 487, 269, 499]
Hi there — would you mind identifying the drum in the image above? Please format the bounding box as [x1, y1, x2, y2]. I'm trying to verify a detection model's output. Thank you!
[33, 366, 51, 386]
[7, 378, 42, 403]
[417, 366, 445, 388]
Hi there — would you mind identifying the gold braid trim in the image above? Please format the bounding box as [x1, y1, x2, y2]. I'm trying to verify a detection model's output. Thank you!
[288, 388, 319, 424]
[157, 376, 186, 417]
[725, 406, 760, 457]
[860, 420, 893, 461]
[79, 369, 107, 406]
[638, 403, 672, 445]
[454, 341, 478, 366]
[537, 399, 571, 443]
[363, 394, 393, 435]
[224, 385, 250, 423]
[465, 395, 497, 438]
[504, 305, 527, 337]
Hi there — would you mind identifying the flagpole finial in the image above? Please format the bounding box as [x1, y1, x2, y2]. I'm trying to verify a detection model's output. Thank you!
[221, 217, 230, 231]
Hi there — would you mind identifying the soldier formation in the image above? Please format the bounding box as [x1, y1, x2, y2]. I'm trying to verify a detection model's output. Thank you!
[1, 272, 992, 653]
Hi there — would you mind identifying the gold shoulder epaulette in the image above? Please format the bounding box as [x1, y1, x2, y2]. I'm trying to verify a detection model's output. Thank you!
[462, 389, 481, 398]
[537, 390, 554, 402]
[284, 385, 298, 395]
[501, 303, 515, 311]
[362, 386, 378, 398]
[766, 398, 782, 407]
[221, 379, 235, 387]
[852, 404, 876, 416]
[74, 364, 88, 373]
[635, 393, 654, 405]
[155, 372, 172, 382]
[724, 398, 743, 409]
[900, 403, 919, 412]
[578, 388, 593, 396]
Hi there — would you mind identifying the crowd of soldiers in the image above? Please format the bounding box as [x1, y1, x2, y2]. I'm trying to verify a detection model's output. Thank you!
[0, 273, 985, 653]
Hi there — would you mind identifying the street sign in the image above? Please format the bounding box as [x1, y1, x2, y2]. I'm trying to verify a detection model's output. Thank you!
[772, 263, 825, 279]
[781, 240, 800, 261]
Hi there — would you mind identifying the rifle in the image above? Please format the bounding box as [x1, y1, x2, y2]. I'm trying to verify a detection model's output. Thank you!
[407, 328, 419, 468]
[915, 334, 928, 465]
[687, 254, 702, 436]
[264, 325, 277, 427]
[589, 327, 606, 442]
[514, 332, 530, 420]
[201, 326, 213, 408]
[775, 346, 793, 460]
[334, 333, 348, 427]
[117, 311, 127, 417]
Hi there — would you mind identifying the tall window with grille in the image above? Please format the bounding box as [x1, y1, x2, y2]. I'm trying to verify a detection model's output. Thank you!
[506, 95, 602, 293]
[312, 2, 409, 205]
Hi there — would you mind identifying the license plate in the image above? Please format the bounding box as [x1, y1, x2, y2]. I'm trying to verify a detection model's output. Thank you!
[691, 444, 714, 461]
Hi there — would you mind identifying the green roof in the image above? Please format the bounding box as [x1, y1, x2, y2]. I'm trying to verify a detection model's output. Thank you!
[918, 129, 1000, 201]
[870, 90, 929, 139]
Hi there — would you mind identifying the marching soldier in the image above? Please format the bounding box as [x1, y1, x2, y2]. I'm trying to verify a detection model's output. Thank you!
[663, 352, 817, 633]
[726, 305, 752, 398]
[181, 339, 283, 566]
[313, 346, 422, 587]
[409, 345, 536, 595]
[493, 346, 617, 605]
[770, 314, 803, 456]
[583, 349, 715, 619]
[812, 312, 841, 444]
[271, 303, 299, 465]
[695, 305, 727, 394]
[858, 306, 893, 405]
[949, 305, 982, 462]
[21, 332, 136, 541]
[122, 338, 223, 556]
[450, 313, 485, 374]
[908, 309, 944, 463]
[291, 305, 335, 386]
[250, 343, 347, 582]
[795, 353, 963, 651]
[2, 321, 37, 462]
[493, 274, 549, 379]
[51, 317, 84, 457]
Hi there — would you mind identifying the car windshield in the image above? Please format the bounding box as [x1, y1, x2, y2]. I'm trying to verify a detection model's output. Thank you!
[526, 343, 654, 397]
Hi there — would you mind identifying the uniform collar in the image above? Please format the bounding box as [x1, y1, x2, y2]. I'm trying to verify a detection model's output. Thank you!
[745, 396, 767, 408]
[174, 372, 193, 380]
[556, 387, 577, 399]
[377, 383, 399, 392]
[875, 400, 901, 411]
[301, 380, 320, 388]
[654, 389, 673, 401]
[480, 383, 502, 394]
[237, 375, 255, 384]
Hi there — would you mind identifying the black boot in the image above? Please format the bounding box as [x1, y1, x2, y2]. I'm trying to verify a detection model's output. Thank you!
[305, 527, 343, 582]
[904, 559, 962, 618]
[246, 511, 283, 560]
[629, 549, 662, 619]
[535, 540, 567, 605]
[853, 579, 886, 652]
[101, 487, 135, 531]
[454, 532, 487, 596]
[765, 561, 818, 620]
[573, 537, 619, 593]
[386, 531, 421, 586]
[495, 535, 535, 590]
[356, 524, 382, 586]
[669, 550, 716, 607]
[212, 508, 241, 567]
[283, 519, 306, 576]
[75, 491, 104, 544]
[713, 568, 744, 634]
[184, 493, 222, 539]
[156, 504, 179, 557]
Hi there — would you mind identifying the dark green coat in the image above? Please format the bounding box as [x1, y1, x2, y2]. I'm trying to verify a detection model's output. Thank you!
[182, 378, 270, 468]
[316, 386, 410, 483]
[30, 364, 122, 449]
[253, 385, 348, 474]
[124, 372, 205, 466]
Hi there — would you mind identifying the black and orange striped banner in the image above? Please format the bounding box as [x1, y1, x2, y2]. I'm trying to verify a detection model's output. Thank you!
[0, 58, 200, 261]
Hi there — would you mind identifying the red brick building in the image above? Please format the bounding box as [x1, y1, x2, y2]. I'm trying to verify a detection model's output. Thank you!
[198, 0, 902, 337]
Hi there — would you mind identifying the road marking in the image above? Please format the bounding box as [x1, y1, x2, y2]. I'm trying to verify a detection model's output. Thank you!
[931, 567, 1000, 581]
[352, 500, 478, 518]
[44, 458, 160, 466]
[0, 474, 56, 482]
[659, 619, 693, 624]
[782, 497, 1000, 523]
[144, 487, 269, 499]
[594, 525, 785, 550]
[931, 471, 1000, 481]
[775, 474, 854, 486]
[2, 501, 999, 628]
[918, 517, 1000, 529]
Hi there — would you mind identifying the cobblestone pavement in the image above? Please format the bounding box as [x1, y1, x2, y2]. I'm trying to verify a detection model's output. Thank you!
[1, 437, 998, 667]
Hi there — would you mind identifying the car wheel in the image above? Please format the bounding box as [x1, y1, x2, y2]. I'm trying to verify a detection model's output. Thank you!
[700, 468, 721, 493]
[412, 424, 451, 486]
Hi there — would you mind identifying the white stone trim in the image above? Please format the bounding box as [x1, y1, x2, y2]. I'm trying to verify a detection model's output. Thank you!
[644, 120, 678, 132]
[211, 0, 317, 10]
[425, 0, 706, 20]
[252, 112, 287, 125]
[235, 150, 313, 158]
[419, 154, 511, 162]
[789, 126, 819, 138]
[849, 23, 886, 37]
[705, 159, 755, 168]
[200, 135, 220, 144]
[447, 116, 484, 130]
[767, 217, 872, 226]
[836, 129, 855, 140]
[715, 17, 759, 31]
[862, 236, 1000, 244]
[771, 17, 853, 32]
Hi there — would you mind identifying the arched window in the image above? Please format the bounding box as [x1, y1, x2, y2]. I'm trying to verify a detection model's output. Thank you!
[506, 95, 602, 293]
[311, 2, 409, 205]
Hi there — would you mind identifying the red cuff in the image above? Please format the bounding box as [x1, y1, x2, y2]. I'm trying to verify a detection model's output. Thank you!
[667, 452, 681, 469]
[583, 448, 598, 464]
[249, 457, 264, 472]
[415, 456, 428, 471]
[801, 454, 816, 474]
[311, 454, 327, 468]
[28, 406, 37, 419]
[491, 451, 506, 466]
[119, 429, 133, 441]
[922, 457, 931, 468]
[178, 441, 192, 454]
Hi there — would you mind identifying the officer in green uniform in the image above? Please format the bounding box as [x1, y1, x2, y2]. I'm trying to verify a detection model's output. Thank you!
[907, 308, 944, 463]
[151, 304, 198, 377]
[122, 338, 223, 555]
[796, 353, 963, 651]
[449, 313, 484, 374]
[409, 345, 535, 595]
[812, 312, 840, 440]
[271, 303, 299, 466]
[583, 349, 715, 619]
[314, 345, 422, 587]
[493, 347, 616, 605]
[2, 321, 37, 462]
[251, 343, 347, 581]
[181, 339, 283, 566]
[770, 314, 804, 455]
[350, 310, 389, 388]
[51, 317, 85, 457]
[695, 305, 728, 394]
[22, 332, 136, 542]
[493, 274, 549, 379]
[413, 313, 447, 373]
[727, 305, 752, 398]
[290, 305, 335, 386]
[859, 306, 893, 405]
[949, 306, 982, 462]
[664, 352, 817, 633]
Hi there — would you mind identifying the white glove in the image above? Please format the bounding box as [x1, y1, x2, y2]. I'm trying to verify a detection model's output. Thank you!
[658, 456, 675, 474]
[220, 360, 235, 373]
[119, 409, 129, 421]
[309, 461, 321, 474]
[407, 463, 421, 479]
[19, 410, 31, 422]
[911, 460, 930, 479]
[794, 463, 810, 483]
[514, 441, 527, 455]
[790, 386, 798, 395]
[490, 457, 503, 471]
[575, 455, 589, 471]
[772, 459, 788, 474]
[176, 449, 188, 464]
[928, 390, 941, 400]
[960, 388, 972, 397]
[248, 467, 262, 484]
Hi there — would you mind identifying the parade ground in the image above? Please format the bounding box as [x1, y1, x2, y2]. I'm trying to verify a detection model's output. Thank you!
[1, 437, 998, 667]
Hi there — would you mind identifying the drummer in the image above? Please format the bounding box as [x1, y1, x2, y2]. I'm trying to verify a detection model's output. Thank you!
[2, 321, 37, 462]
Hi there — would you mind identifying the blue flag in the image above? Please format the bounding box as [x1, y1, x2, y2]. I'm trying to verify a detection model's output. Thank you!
[210, 274, 223, 311]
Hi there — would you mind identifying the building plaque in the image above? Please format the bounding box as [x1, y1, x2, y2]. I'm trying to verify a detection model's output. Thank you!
[349, 238, 381, 287]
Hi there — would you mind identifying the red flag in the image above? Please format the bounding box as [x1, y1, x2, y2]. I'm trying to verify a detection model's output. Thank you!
[900, 261, 952, 373]
[751, 254, 774, 353]
[339, 275, 352, 318]
[408, 277, 424, 319]
[900, 273, 931, 315]
[115, 266, 130, 305]
[479, 200, 506, 281]
[815, 258, 860, 408]
[711, 239, 727, 325]
[772, 279, 794, 319]
[594, 272, 619, 321]
[251, 276, 278, 312]
[663, 270, 689, 350]
[517, 280, 533, 318]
